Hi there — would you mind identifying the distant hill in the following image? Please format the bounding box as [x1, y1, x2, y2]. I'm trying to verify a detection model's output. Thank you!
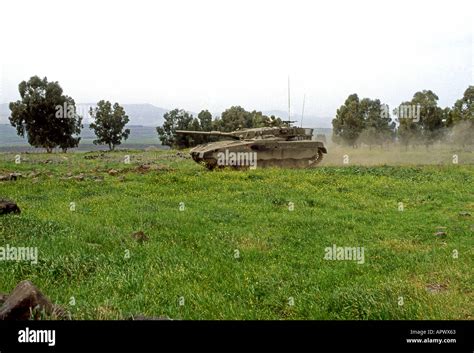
[0, 103, 168, 127]
[0, 123, 163, 151]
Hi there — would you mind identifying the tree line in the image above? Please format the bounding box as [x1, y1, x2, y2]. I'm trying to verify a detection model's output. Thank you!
[156, 107, 286, 148]
[332, 87, 473, 148]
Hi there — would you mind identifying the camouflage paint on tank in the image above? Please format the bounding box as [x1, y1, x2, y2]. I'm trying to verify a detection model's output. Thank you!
[176, 126, 327, 170]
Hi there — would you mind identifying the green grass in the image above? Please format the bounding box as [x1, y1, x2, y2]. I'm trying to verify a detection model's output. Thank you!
[0, 150, 473, 320]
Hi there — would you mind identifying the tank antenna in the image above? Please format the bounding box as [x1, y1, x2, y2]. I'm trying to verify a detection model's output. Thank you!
[300, 94, 306, 127]
[287, 76, 291, 125]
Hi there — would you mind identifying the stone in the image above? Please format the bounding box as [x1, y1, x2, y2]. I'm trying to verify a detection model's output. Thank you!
[0, 173, 22, 181]
[0, 199, 21, 215]
[92, 175, 104, 182]
[458, 211, 471, 217]
[0, 293, 8, 305]
[131, 231, 149, 243]
[0, 280, 66, 320]
[108, 169, 119, 176]
[135, 164, 151, 173]
[129, 314, 171, 320]
[175, 152, 190, 159]
[425, 283, 448, 294]
[9, 173, 22, 181]
[434, 227, 447, 238]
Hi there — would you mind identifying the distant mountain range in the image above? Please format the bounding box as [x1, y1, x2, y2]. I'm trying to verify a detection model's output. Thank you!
[0, 103, 332, 128]
[77, 103, 168, 126]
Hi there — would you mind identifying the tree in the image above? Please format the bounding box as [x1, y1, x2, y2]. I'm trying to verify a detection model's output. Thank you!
[394, 90, 445, 148]
[189, 110, 213, 145]
[156, 109, 195, 148]
[411, 90, 445, 145]
[265, 115, 286, 127]
[397, 115, 421, 150]
[448, 86, 474, 125]
[213, 106, 285, 132]
[249, 111, 285, 127]
[9, 76, 82, 152]
[215, 106, 254, 131]
[198, 110, 213, 131]
[89, 100, 130, 150]
[332, 94, 365, 146]
[358, 99, 395, 148]
[447, 86, 474, 146]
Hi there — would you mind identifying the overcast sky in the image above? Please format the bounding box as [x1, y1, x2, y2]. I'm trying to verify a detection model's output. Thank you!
[0, 0, 472, 126]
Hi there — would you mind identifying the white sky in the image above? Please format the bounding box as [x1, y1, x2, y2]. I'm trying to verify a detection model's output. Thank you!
[0, 0, 472, 126]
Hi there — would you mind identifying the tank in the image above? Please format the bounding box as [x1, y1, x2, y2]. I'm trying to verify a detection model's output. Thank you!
[175, 126, 327, 169]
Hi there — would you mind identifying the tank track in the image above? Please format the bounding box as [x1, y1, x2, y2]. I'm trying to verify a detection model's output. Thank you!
[202, 149, 324, 170]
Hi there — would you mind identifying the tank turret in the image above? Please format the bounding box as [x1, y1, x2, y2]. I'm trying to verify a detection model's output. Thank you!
[176, 126, 314, 140]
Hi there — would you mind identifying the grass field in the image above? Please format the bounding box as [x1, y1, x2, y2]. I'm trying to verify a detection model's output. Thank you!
[0, 148, 473, 320]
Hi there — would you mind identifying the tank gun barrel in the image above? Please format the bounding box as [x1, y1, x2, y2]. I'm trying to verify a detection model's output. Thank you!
[175, 130, 241, 140]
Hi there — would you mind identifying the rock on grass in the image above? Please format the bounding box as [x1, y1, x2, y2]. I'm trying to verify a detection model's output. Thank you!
[131, 231, 149, 243]
[0, 280, 68, 320]
[0, 199, 21, 215]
